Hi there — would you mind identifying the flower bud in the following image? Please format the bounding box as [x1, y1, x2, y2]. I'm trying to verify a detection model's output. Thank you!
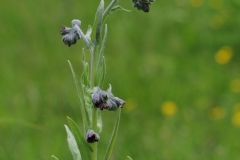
[132, 0, 154, 12]
[60, 20, 82, 47]
[92, 86, 125, 111]
[86, 129, 100, 143]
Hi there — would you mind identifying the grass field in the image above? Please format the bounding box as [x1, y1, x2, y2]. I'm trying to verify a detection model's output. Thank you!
[1, 0, 240, 159]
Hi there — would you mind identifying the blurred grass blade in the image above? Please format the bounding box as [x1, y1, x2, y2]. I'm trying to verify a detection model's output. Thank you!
[64, 125, 82, 160]
[67, 117, 93, 160]
[68, 60, 90, 134]
[104, 109, 122, 160]
[126, 156, 133, 160]
[51, 155, 59, 160]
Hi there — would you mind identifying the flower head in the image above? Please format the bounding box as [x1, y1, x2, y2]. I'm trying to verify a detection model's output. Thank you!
[132, 0, 155, 12]
[60, 20, 82, 47]
[86, 129, 100, 143]
[92, 85, 125, 111]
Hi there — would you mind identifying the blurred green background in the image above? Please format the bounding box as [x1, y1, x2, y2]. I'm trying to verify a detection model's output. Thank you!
[1, 0, 240, 159]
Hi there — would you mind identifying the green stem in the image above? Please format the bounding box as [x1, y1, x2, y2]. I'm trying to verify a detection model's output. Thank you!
[102, 0, 118, 22]
[90, 44, 98, 160]
[92, 108, 98, 160]
[90, 18, 100, 160]
[90, 1, 119, 159]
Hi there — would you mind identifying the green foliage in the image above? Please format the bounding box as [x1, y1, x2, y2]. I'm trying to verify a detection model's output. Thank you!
[67, 117, 92, 160]
[1, 0, 240, 160]
[104, 109, 122, 160]
[65, 125, 82, 160]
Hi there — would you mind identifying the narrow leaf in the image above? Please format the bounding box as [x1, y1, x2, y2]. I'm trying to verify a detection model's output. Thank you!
[81, 54, 93, 127]
[68, 60, 90, 134]
[93, 0, 105, 44]
[106, 84, 112, 93]
[104, 109, 122, 160]
[64, 125, 82, 160]
[97, 24, 108, 68]
[67, 117, 93, 160]
[99, 57, 106, 88]
[51, 155, 59, 160]
[126, 156, 133, 160]
[96, 24, 108, 87]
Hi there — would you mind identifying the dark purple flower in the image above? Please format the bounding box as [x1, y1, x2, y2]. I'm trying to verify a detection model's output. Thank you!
[86, 129, 100, 143]
[60, 26, 80, 47]
[92, 86, 125, 111]
[132, 0, 154, 12]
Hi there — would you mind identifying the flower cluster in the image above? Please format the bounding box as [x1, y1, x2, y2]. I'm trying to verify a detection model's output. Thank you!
[132, 0, 155, 12]
[92, 86, 125, 111]
[60, 20, 81, 47]
[86, 129, 100, 143]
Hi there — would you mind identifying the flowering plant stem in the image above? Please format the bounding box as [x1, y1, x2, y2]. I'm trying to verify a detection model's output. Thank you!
[54, 0, 155, 159]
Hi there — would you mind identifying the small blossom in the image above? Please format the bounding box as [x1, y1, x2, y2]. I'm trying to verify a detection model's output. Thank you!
[132, 0, 155, 12]
[60, 20, 82, 47]
[92, 86, 125, 111]
[86, 129, 100, 143]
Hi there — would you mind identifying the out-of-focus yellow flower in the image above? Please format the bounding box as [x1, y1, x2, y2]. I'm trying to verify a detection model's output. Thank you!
[209, 15, 225, 29]
[123, 98, 137, 113]
[233, 103, 240, 112]
[160, 101, 178, 116]
[230, 79, 240, 93]
[189, 0, 204, 7]
[232, 111, 240, 127]
[208, 106, 225, 120]
[214, 46, 233, 65]
[209, 0, 223, 9]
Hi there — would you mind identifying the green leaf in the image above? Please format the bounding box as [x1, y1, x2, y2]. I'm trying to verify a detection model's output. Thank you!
[106, 84, 112, 94]
[104, 109, 122, 160]
[97, 24, 108, 68]
[67, 117, 93, 160]
[99, 57, 106, 88]
[51, 155, 59, 160]
[83, 25, 93, 50]
[64, 125, 82, 160]
[95, 24, 107, 87]
[126, 156, 133, 160]
[68, 60, 90, 134]
[93, 0, 104, 45]
[81, 51, 93, 127]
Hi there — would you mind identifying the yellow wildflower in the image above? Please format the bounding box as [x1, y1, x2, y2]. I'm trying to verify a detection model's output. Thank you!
[232, 111, 240, 127]
[208, 106, 225, 120]
[214, 46, 233, 65]
[160, 101, 178, 116]
[230, 79, 240, 93]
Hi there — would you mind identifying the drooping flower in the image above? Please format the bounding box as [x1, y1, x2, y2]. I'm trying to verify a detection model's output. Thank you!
[92, 85, 125, 111]
[132, 0, 155, 12]
[60, 20, 82, 47]
[86, 129, 100, 143]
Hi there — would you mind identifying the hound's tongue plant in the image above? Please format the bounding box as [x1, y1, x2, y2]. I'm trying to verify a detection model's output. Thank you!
[52, 0, 154, 160]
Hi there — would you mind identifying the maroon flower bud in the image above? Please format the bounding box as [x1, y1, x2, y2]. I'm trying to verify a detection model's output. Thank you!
[60, 20, 81, 47]
[92, 86, 125, 111]
[60, 26, 80, 47]
[86, 129, 100, 143]
[132, 0, 154, 12]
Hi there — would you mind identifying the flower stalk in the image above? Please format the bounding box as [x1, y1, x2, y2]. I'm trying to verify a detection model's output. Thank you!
[55, 0, 155, 159]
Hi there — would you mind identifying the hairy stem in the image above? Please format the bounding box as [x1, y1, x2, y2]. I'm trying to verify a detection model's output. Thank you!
[102, 0, 118, 21]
